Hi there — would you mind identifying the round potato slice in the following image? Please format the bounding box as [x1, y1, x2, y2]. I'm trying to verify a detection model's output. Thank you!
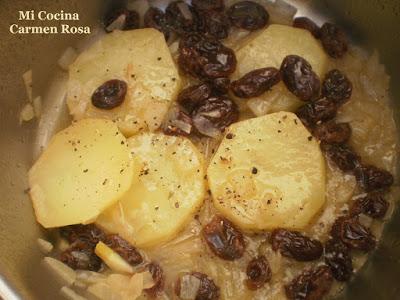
[207, 112, 326, 231]
[67, 28, 181, 137]
[29, 119, 136, 228]
[96, 133, 206, 248]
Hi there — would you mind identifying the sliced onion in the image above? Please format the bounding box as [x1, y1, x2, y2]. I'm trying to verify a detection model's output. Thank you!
[247, 98, 271, 116]
[33, 96, 42, 118]
[60, 286, 86, 300]
[42, 257, 76, 286]
[106, 14, 127, 32]
[22, 69, 32, 102]
[19, 103, 35, 123]
[270, 0, 298, 25]
[142, 271, 155, 289]
[179, 274, 201, 299]
[76, 270, 107, 285]
[177, 2, 193, 20]
[37, 238, 53, 254]
[58, 47, 78, 71]
[192, 115, 221, 138]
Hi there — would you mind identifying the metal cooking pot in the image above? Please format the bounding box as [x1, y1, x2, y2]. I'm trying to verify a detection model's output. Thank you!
[0, 0, 399, 299]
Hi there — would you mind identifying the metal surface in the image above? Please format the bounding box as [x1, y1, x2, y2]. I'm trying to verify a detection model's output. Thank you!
[0, 0, 399, 299]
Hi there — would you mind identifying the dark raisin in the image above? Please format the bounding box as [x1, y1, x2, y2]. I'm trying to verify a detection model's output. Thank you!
[103, 234, 143, 266]
[176, 272, 220, 300]
[270, 229, 323, 261]
[321, 143, 360, 172]
[192, 0, 225, 12]
[324, 239, 353, 281]
[293, 17, 321, 38]
[320, 23, 348, 58]
[91, 80, 127, 110]
[166, 1, 203, 35]
[281, 55, 321, 102]
[178, 33, 237, 80]
[354, 165, 394, 192]
[285, 266, 333, 300]
[163, 106, 193, 136]
[331, 216, 376, 251]
[313, 121, 351, 144]
[192, 96, 239, 137]
[144, 7, 170, 40]
[178, 84, 213, 112]
[322, 69, 352, 105]
[296, 98, 337, 129]
[246, 256, 272, 290]
[209, 77, 231, 95]
[59, 240, 102, 271]
[201, 10, 230, 40]
[350, 191, 389, 219]
[202, 215, 245, 260]
[227, 1, 269, 31]
[145, 262, 165, 297]
[59, 224, 105, 246]
[231, 67, 281, 98]
[104, 8, 140, 32]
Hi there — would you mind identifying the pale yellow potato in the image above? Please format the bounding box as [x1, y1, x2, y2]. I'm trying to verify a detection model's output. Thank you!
[231, 24, 328, 115]
[207, 112, 326, 231]
[95, 242, 133, 274]
[97, 133, 206, 248]
[67, 29, 181, 137]
[29, 119, 136, 228]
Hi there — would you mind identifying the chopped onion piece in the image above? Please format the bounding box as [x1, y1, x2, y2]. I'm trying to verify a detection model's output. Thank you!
[22, 69, 32, 102]
[87, 282, 116, 300]
[270, 0, 298, 25]
[42, 257, 76, 286]
[128, 0, 150, 26]
[76, 270, 107, 285]
[142, 271, 155, 289]
[177, 2, 193, 20]
[37, 238, 53, 254]
[106, 14, 127, 32]
[179, 274, 201, 299]
[247, 98, 271, 116]
[192, 115, 221, 138]
[19, 103, 35, 123]
[33, 96, 42, 118]
[60, 286, 87, 300]
[58, 47, 78, 71]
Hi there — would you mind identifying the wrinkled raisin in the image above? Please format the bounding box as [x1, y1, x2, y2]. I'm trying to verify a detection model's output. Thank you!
[209, 77, 231, 95]
[227, 1, 269, 31]
[246, 256, 272, 290]
[91, 80, 127, 110]
[60, 240, 102, 271]
[320, 23, 348, 58]
[192, 0, 225, 12]
[176, 272, 220, 300]
[296, 98, 337, 129]
[163, 106, 193, 136]
[178, 33, 237, 80]
[202, 215, 246, 260]
[166, 1, 203, 35]
[322, 143, 360, 172]
[201, 10, 230, 40]
[331, 216, 376, 251]
[144, 7, 170, 40]
[59, 224, 105, 246]
[104, 8, 140, 32]
[281, 55, 321, 102]
[104, 234, 143, 266]
[322, 69, 352, 105]
[350, 191, 389, 219]
[293, 17, 320, 38]
[354, 165, 394, 192]
[324, 239, 353, 281]
[192, 96, 239, 137]
[270, 229, 323, 261]
[231, 67, 281, 98]
[145, 262, 165, 297]
[313, 121, 351, 144]
[178, 84, 213, 112]
[285, 266, 333, 300]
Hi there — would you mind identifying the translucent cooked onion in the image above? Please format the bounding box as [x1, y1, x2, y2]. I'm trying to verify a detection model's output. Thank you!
[37, 238, 53, 254]
[179, 274, 201, 299]
[177, 2, 193, 20]
[19, 103, 35, 123]
[60, 286, 87, 300]
[42, 257, 76, 286]
[22, 69, 32, 102]
[192, 115, 221, 138]
[105, 14, 127, 32]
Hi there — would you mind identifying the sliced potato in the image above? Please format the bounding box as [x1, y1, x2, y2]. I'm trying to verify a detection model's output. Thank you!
[67, 29, 181, 137]
[29, 119, 136, 228]
[231, 24, 328, 115]
[97, 133, 206, 248]
[95, 242, 133, 274]
[207, 112, 326, 230]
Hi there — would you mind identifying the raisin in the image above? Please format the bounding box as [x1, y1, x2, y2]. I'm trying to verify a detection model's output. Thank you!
[201, 10, 230, 40]
[104, 8, 140, 32]
[293, 17, 320, 38]
[320, 23, 348, 58]
[227, 1, 269, 31]
[324, 239, 353, 281]
[209, 77, 231, 95]
[354, 165, 394, 192]
[166, 1, 203, 35]
[192, 96, 239, 137]
[178, 84, 213, 112]
[176, 272, 220, 300]
[145, 262, 165, 297]
[285, 266, 333, 300]
[104, 234, 143, 266]
[246, 256, 272, 290]
[60, 240, 102, 271]
[59, 224, 105, 246]
[91, 80, 127, 110]
[163, 106, 194, 136]
[192, 0, 225, 12]
[313, 121, 351, 144]
[296, 98, 337, 129]
[281, 55, 321, 102]
[322, 143, 360, 172]
[144, 7, 170, 40]
[350, 191, 389, 219]
[321, 69, 352, 105]
[230, 67, 281, 98]
[178, 33, 237, 80]
[270, 229, 323, 261]
[202, 215, 246, 260]
[331, 216, 376, 252]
